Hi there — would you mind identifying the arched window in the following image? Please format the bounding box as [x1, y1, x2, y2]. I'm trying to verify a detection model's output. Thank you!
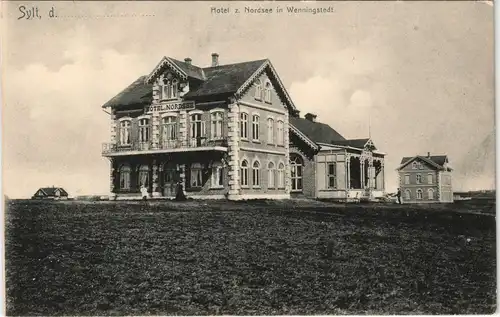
[416, 189, 423, 200]
[138, 165, 150, 188]
[240, 112, 248, 139]
[416, 174, 422, 184]
[277, 162, 285, 189]
[211, 111, 224, 139]
[240, 160, 249, 187]
[405, 189, 411, 200]
[264, 82, 272, 103]
[254, 79, 262, 100]
[252, 115, 260, 141]
[277, 120, 284, 145]
[162, 116, 177, 147]
[427, 173, 433, 184]
[290, 154, 303, 191]
[267, 118, 274, 144]
[160, 74, 178, 100]
[268, 161, 275, 189]
[190, 113, 205, 140]
[119, 120, 131, 145]
[412, 161, 418, 169]
[428, 188, 434, 200]
[139, 118, 150, 143]
[252, 160, 260, 187]
[119, 165, 131, 190]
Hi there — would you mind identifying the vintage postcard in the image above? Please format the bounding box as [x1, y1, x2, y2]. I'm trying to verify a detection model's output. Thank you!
[1, 0, 496, 315]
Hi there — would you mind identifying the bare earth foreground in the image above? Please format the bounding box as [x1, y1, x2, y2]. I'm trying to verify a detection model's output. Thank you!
[5, 198, 496, 315]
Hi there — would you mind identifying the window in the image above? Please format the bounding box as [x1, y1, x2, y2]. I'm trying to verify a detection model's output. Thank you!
[252, 115, 260, 141]
[139, 118, 150, 142]
[252, 161, 261, 187]
[427, 173, 433, 184]
[190, 163, 203, 187]
[412, 162, 418, 169]
[428, 188, 434, 200]
[119, 165, 131, 190]
[267, 118, 274, 144]
[138, 165, 150, 188]
[211, 165, 224, 188]
[240, 160, 249, 187]
[404, 174, 410, 185]
[416, 174, 422, 184]
[190, 113, 205, 139]
[160, 76, 178, 100]
[268, 162, 275, 189]
[405, 190, 411, 200]
[119, 120, 131, 145]
[162, 116, 177, 145]
[240, 113, 248, 139]
[264, 82, 272, 103]
[327, 162, 337, 189]
[277, 120, 284, 145]
[211, 111, 224, 140]
[277, 162, 285, 189]
[418, 162, 424, 170]
[416, 189, 423, 200]
[254, 79, 262, 100]
[290, 154, 303, 191]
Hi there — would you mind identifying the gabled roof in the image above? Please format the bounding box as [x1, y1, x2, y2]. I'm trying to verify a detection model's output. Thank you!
[289, 117, 345, 144]
[37, 187, 69, 196]
[103, 57, 299, 115]
[397, 155, 451, 171]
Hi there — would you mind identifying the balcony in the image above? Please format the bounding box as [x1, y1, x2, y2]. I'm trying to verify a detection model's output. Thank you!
[102, 137, 228, 157]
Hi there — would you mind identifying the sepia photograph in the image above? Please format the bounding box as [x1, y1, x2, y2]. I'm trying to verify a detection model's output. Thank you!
[1, 0, 496, 315]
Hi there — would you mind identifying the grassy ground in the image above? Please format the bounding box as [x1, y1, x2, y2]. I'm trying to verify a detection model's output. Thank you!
[5, 199, 497, 315]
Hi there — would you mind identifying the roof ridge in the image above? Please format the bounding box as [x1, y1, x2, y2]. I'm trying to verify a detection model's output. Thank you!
[202, 58, 268, 70]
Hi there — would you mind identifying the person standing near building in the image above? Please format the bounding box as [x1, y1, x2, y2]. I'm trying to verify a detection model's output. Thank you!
[140, 185, 148, 201]
[397, 188, 402, 204]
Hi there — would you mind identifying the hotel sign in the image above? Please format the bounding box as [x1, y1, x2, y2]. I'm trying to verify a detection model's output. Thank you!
[147, 101, 195, 113]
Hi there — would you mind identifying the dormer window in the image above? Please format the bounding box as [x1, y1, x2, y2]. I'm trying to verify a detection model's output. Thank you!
[254, 79, 262, 100]
[160, 75, 178, 100]
[264, 82, 272, 103]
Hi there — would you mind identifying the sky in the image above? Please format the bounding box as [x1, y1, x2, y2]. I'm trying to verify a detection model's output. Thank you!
[2, 1, 495, 198]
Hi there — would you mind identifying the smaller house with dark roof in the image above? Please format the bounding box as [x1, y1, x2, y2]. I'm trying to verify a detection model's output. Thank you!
[32, 187, 69, 200]
[396, 153, 453, 203]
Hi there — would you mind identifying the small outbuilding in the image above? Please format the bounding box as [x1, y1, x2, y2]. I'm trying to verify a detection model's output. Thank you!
[32, 187, 69, 200]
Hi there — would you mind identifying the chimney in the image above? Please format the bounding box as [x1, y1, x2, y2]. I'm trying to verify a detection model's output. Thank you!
[184, 57, 192, 65]
[305, 113, 317, 122]
[427, 152, 431, 158]
[211, 53, 219, 67]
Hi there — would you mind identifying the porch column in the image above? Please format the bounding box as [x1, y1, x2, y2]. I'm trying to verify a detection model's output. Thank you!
[360, 159, 365, 189]
[227, 101, 241, 199]
[381, 161, 385, 191]
[109, 159, 116, 199]
[151, 111, 160, 150]
[179, 110, 188, 146]
[152, 160, 161, 198]
[368, 158, 374, 189]
[346, 156, 351, 189]
[179, 163, 187, 196]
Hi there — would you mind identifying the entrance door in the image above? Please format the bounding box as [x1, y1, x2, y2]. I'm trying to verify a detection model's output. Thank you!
[163, 168, 177, 197]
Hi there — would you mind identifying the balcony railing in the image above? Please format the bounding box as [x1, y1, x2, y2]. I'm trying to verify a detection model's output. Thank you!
[102, 137, 228, 155]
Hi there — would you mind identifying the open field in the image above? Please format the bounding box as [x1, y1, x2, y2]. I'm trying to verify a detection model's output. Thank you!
[5, 198, 496, 315]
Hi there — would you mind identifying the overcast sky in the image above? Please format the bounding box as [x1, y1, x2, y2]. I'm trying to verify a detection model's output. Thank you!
[2, 1, 494, 198]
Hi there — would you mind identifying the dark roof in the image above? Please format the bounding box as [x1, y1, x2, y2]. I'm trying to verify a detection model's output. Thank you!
[102, 76, 153, 109]
[289, 117, 345, 144]
[102, 59, 268, 108]
[400, 155, 448, 167]
[38, 187, 69, 196]
[184, 59, 267, 99]
[330, 138, 370, 149]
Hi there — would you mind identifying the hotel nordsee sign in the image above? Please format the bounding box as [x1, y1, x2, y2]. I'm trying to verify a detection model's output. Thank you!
[147, 101, 195, 114]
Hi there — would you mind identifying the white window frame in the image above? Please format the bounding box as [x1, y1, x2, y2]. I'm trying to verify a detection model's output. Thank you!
[240, 159, 249, 187]
[264, 81, 272, 103]
[240, 112, 249, 140]
[190, 163, 203, 188]
[252, 114, 260, 141]
[210, 110, 224, 140]
[119, 165, 131, 190]
[190, 112, 206, 140]
[412, 161, 418, 169]
[277, 162, 285, 189]
[267, 117, 274, 144]
[327, 162, 337, 189]
[267, 161, 276, 189]
[405, 189, 411, 200]
[254, 79, 262, 100]
[161, 116, 177, 147]
[427, 173, 433, 184]
[211, 164, 224, 189]
[138, 165, 150, 188]
[119, 119, 131, 146]
[252, 160, 261, 188]
[416, 174, 422, 184]
[138, 118, 150, 143]
[416, 189, 423, 200]
[428, 188, 434, 200]
[404, 174, 410, 185]
[290, 155, 303, 192]
[160, 76, 178, 100]
[277, 120, 284, 146]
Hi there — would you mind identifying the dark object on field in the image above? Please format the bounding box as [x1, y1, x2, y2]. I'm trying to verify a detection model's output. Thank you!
[397, 188, 402, 204]
[175, 182, 187, 201]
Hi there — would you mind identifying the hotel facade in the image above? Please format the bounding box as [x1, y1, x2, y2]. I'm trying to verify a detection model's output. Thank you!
[102, 54, 386, 200]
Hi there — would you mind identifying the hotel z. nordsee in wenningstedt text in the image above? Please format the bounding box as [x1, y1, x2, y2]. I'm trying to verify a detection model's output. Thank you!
[101, 53, 386, 201]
